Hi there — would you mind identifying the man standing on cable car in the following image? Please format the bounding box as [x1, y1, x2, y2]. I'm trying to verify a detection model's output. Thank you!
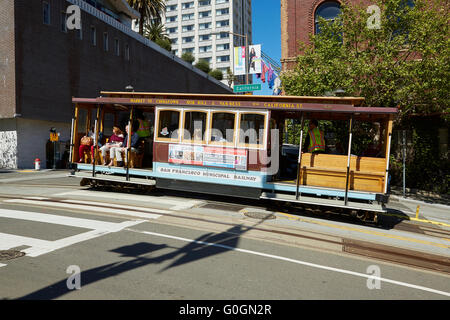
[303, 119, 325, 154]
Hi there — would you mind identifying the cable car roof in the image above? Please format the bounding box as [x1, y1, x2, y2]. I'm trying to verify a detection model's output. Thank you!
[72, 91, 398, 118]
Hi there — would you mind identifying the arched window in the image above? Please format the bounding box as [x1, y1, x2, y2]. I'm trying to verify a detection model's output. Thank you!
[314, 1, 341, 34]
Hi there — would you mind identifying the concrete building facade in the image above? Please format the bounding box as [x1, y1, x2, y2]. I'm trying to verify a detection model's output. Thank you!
[0, 0, 231, 169]
[160, 0, 252, 85]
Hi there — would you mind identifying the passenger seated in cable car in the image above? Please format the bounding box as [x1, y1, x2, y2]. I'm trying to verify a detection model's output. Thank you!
[109, 123, 140, 167]
[103, 126, 124, 166]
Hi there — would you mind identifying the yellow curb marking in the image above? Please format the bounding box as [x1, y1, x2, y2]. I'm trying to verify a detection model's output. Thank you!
[276, 212, 450, 249]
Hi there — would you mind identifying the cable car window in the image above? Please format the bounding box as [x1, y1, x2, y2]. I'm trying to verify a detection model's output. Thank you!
[183, 111, 207, 142]
[210, 112, 235, 143]
[158, 110, 180, 139]
[239, 113, 265, 146]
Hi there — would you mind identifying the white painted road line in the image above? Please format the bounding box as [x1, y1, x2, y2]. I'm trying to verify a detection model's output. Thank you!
[126, 228, 450, 298]
[3, 199, 162, 220]
[0, 208, 146, 257]
[60, 199, 172, 215]
[54, 190, 204, 209]
[0, 208, 151, 231]
[0, 263, 7, 268]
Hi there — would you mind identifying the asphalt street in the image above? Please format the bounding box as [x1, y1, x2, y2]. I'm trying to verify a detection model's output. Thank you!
[0, 170, 449, 300]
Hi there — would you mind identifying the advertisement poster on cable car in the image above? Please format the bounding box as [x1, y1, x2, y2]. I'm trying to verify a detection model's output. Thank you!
[168, 144, 247, 171]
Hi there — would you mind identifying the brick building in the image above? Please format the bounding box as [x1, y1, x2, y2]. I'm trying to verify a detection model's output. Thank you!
[281, 0, 348, 71]
[0, 0, 231, 169]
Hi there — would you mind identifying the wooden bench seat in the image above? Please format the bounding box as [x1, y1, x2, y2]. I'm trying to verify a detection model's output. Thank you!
[299, 153, 387, 193]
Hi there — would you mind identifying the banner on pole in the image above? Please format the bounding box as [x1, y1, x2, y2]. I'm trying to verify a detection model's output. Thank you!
[233, 46, 246, 76]
[248, 44, 262, 74]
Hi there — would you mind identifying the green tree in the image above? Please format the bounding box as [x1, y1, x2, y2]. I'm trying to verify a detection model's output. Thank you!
[281, 0, 450, 193]
[128, 0, 166, 35]
[195, 59, 211, 73]
[281, 0, 449, 121]
[181, 52, 195, 64]
[225, 68, 236, 88]
[143, 20, 171, 51]
[209, 69, 223, 81]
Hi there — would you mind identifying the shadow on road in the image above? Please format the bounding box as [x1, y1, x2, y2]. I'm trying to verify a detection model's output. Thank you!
[18, 222, 261, 300]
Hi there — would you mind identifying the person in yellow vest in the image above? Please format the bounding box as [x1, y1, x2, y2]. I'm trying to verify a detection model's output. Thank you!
[136, 111, 151, 139]
[303, 119, 326, 153]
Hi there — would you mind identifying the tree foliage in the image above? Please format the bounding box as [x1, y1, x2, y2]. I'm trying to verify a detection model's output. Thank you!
[143, 21, 171, 51]
[128, 0, 166, 35]
[281, 0, 449, 122]
[181, 52, 195, 64]
[209, 69, 224, 81]
[195, 59, 211, 74]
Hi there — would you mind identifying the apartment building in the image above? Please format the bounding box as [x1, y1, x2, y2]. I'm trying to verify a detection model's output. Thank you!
[162, 0, 252, 84]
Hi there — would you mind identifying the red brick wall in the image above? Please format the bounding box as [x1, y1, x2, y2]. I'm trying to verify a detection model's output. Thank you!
[281, 0, 371, 71]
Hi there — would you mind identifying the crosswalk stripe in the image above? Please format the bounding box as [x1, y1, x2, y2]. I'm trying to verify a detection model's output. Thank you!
[0, 208, 147, 257]
[53, 190, 203, 208]
[3, 199, 162, 220]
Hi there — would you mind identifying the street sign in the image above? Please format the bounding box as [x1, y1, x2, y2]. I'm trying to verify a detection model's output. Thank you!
[233, 84, 261, 93]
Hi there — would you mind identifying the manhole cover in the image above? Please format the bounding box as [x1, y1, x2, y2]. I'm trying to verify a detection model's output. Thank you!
[244, 211, 276, 220]
[0, 250, 25, 261]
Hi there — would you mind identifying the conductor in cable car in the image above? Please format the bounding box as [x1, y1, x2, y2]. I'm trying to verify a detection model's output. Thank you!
[302, 119, 326, 154]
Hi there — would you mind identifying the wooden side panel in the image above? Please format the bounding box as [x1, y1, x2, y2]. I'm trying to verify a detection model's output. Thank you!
[299, 153, 385, 193]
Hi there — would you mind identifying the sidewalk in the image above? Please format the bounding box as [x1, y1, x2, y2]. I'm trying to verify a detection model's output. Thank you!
[388, 187, 450, 227]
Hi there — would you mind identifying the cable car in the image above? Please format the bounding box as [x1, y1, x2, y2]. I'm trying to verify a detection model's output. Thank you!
[69, 92, 397, 222]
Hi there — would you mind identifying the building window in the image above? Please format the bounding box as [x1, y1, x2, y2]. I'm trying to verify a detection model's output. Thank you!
[91, 26, 96, 45]
[43, 1, 51, 25]
[182, 13, 195, 21]
[314, 1, 341, 34]
[168, 27, 178, 34]
[182, 36, 194, 44]
[199, 0, 211, 6]
[182, 2, 194, 9]
[216, 8, 229, 16]
[216, 43, 229, 51]
[199, 22, 211, 30]
[125, 43, 130, 60]
[76, 24, 83, 40]
[216, 32, 229, 39]
[167, 15, 177, 22]
[170, 38, 178, 44]
[182, 25, 195, 32]
[172, 49, 178, 55]
[114, 39, 120, 56]
[217, 55, 230, 62]
[199, 34, 211, 41]
[103, 32, 108, 51]
[199, 45, 212, 53]
[216, 20, 229, 28]
[200, 57, 212, 63]
[199, 11, 211, 18]
[61, 11, 67, 32]
[182, 47, 194, 54]
[166, 5, 177, 12]
[216, 0, 229, 4]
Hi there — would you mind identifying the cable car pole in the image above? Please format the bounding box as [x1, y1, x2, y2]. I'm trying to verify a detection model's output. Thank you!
[344, 116, 353, 206]
[92, 106, 100, 177]
[295, 113, 304, 200]
[126, 106, 134, 181]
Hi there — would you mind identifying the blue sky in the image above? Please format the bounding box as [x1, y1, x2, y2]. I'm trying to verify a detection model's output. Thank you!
[250, 0, 281, 96]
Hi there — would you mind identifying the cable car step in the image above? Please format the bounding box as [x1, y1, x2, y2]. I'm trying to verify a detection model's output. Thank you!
[260, 192, 385, 212]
